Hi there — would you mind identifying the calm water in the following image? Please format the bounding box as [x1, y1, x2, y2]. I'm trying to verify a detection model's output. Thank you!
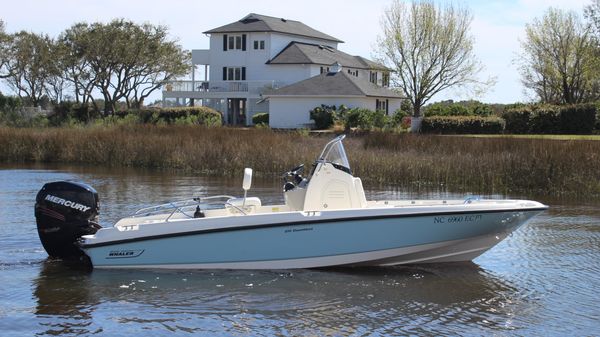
[1, 166, 599, 336]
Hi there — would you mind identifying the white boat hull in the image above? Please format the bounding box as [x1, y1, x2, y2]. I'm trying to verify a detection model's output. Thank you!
[81, 202, 545, 270]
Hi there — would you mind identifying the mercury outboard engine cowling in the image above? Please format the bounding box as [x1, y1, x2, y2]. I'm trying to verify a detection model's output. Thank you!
[35, 181, 101, 259]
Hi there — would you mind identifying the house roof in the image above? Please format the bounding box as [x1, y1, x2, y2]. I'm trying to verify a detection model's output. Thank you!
[267, 42, 389, 70]
[203, 13, 343, 43]
[263, 70, 403, 99]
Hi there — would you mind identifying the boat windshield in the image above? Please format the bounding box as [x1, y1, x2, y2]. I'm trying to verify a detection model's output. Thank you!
[318, 135, 351, 170]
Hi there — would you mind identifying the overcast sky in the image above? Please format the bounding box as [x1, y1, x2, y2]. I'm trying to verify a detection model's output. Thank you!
[0, 0, 593, 104]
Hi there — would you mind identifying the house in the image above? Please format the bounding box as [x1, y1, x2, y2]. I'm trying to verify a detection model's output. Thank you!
[163, 13, 403, 128]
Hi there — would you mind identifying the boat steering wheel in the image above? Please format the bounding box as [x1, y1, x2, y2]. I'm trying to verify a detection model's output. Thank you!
[283, 164, 305, 186]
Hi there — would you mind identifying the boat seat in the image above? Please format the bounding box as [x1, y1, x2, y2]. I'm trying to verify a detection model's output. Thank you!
[226, 197, 262, 214]
[353, 178, 367, 208]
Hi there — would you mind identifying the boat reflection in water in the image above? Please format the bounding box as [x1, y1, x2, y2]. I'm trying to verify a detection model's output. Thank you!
[33, 259, 524, 335]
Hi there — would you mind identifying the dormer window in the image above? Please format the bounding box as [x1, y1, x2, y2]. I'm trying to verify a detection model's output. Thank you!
[222, 34, 247, 51]
[370, 71, 378, 84]
[382, 72, 390, 87]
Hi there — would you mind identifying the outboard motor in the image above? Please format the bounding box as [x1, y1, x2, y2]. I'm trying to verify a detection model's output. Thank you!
[35, 181, 101, 259]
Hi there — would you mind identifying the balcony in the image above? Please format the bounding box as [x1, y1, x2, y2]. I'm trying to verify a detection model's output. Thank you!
[163, 80, 285, 98]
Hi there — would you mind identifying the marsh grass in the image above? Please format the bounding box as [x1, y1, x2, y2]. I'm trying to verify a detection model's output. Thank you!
[1, 126, 599, 197]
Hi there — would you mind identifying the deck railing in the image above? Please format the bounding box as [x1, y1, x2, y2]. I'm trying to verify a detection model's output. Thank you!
[163, 80, 284, 95]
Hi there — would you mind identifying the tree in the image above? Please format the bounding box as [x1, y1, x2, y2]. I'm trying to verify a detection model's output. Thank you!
[59, 19, 190, 114]
[121, 22, 191, 109]
[377, 0, 490, 118]
[58, 23, 101, 108]
[3, 31, 60, 107]
[0, 20, 11, 79]
[519, 8, 598, 104]
[585, 0, 600, 38]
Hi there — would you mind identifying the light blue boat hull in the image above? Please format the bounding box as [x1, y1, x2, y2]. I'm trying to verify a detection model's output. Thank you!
[82, 208, 542, 269]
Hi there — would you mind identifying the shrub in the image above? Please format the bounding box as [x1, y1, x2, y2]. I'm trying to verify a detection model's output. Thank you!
[502, 107, 531, 134]
[0, 93, 22, 113]
[421, 116, 505, 134]
[424, 100, 493, 117]
[390, 109, 410, 128]
[530, 105, 560, 134]
[252, 112, 269, 125]
[51, 101, 99, 125]
[560, 104, 596, 134]
[503, 104, 597, 134]
[338, 108, 389, 130]
[124, 107, 222, 127]
[309, 105, 336, 129]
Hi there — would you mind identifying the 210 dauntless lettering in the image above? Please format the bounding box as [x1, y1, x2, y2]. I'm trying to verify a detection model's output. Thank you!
[45, 194, 91, 212]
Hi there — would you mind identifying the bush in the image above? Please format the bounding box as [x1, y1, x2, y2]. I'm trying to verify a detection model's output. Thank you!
[252, 112, 269, 125]
[530, 106, 561, 134]
[50, 101, 99, 126]
[390, 109, 410, 128]
[421, 116, 505, 134]
[503, 104, 597, 134]
[502, 107, 531, 134]
[123, 107, 222, 127]
[560, 104, 596, 134]
[309, 105, 336, 129]
[424, 100, 493, 117]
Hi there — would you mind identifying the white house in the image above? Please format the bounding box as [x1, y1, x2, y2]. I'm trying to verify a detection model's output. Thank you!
[163, 13, 403, 128]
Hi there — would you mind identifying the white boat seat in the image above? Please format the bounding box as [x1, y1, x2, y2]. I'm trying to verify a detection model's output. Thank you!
[353, 178, 367, 208]
[226, 197, 262, 213]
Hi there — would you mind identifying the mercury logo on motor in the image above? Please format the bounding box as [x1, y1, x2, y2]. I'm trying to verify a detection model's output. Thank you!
[44, 194, 91, 212]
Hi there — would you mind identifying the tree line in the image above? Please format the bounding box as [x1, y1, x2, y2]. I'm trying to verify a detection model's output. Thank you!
[2, 2, 600, 121]
[377, 0, 600, 118]
[0, 19, 190, 115]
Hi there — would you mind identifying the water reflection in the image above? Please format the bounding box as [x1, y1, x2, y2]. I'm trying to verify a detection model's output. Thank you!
[33, 261, 97, 336]
[32, 259, 522, 336]
[2, 165, 599, 336]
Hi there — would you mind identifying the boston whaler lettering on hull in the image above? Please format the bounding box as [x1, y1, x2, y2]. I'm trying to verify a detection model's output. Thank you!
[35, 135, 548, 269]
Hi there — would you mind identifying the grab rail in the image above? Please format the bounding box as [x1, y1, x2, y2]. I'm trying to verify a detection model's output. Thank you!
[132, 195, 236, 219]
[463, 196, 481, 204]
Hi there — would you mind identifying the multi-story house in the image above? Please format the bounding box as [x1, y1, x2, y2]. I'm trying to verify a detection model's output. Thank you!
[163, 13, 403, 128]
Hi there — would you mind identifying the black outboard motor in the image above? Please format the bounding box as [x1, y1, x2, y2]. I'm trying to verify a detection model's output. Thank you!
[35, 181, 101, 259]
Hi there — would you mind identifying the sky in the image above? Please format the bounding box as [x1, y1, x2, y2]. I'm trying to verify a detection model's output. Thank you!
[0, 0, 594, 104]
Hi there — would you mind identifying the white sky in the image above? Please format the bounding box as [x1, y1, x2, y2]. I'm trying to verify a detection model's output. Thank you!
[0, 0, 593, 104]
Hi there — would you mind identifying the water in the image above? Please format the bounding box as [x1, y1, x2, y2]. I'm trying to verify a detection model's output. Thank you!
[1, 166, 599, 336]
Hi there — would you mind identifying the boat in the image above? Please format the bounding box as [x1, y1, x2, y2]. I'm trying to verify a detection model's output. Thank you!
[34, 135, 548, 269]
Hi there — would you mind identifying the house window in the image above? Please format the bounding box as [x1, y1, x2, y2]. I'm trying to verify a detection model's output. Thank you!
[223, 34, 246, 51]
[320, 66, 330, 74]
[222, 67, 247, 81]
[347, 69, 358, 77]
[382, 72, 390, 87]
[376, 99, 389, 115]
[253, 40, 265, 50]
[370, 71, 378, 84]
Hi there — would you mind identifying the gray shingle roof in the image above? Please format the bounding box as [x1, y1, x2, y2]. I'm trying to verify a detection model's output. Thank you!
[267, 42, 389, 70]
[263, 70, 403, 98]
[203, 13, 343, 43]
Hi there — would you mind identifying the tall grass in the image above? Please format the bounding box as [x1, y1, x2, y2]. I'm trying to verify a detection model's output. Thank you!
[1, 126, 599, 197]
